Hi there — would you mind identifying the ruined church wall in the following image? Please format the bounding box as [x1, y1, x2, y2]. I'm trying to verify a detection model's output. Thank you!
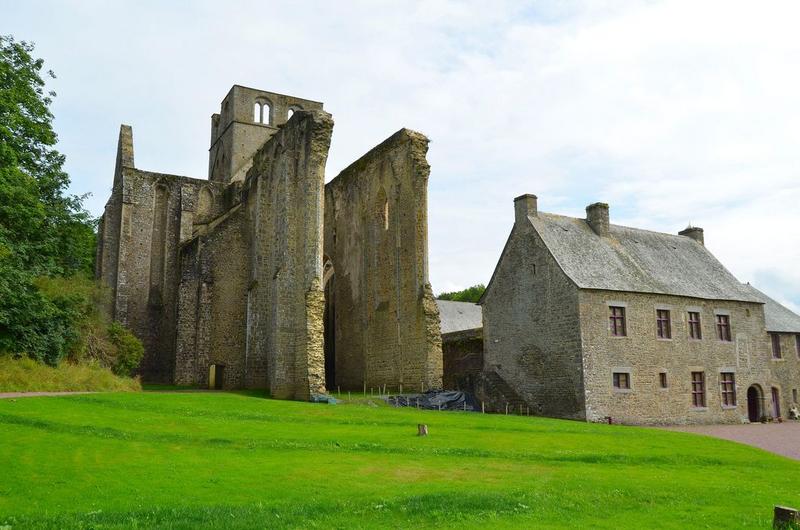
[96, 134, 223, 382]
[174, 206, 249, 388]
[324, 129, 443, 392]
[244, 109, 333, 399]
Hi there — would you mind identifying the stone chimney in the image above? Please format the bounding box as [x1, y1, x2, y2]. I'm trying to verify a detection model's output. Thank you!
[586, 202, 610, 237]
[679, 226, 704, 246]
[514, 194, 538, 224]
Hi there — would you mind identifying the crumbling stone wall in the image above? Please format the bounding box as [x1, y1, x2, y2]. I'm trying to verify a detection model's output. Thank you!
[96, 126, 223, 382]
[323, 129, 443, 392]
[481, 220, 586, 419]
[241, 109, 332, 399]
[174, 206, 249, 388]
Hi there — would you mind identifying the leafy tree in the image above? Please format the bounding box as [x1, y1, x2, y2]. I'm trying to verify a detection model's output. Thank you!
[0, 35, 103, 364]
[437, 284, 486, 303]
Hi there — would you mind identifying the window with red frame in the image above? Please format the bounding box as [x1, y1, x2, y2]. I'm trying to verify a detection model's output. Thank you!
[609, 306, 626, 337]
[691, 371, 706, 407]
[656, 309, 671, 339]
[688, 311, 702, 340]
[720, 372, 736, 406]
[715, 314, 731, 342]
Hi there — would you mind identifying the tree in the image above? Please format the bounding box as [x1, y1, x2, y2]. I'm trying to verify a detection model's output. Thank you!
[0, 35, 98, 363]
[437, 284, 486, 303]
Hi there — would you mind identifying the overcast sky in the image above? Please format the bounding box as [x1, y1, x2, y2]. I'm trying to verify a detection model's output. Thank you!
[6, 0, 800, 310]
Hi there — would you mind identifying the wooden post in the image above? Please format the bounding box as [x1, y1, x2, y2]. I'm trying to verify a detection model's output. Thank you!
[337, 385, 341, 395]
[399, 383, 403, 394]
[481, 401, 485, 414]
[774, 506, 799, 529]
[421, 381, 425, 393]
[463, 401, 466, 412]
[363, 382, 366, 395]
[505, 403, 509, 415]
[348, 391, 351, 400]
[418, 424, 428, 436]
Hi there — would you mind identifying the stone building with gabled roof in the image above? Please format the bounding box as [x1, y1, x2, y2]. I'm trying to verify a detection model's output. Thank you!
[479, 194, 800, 424]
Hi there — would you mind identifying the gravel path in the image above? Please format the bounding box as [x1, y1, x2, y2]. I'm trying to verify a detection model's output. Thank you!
[664, 422, 800, 460]
[0, 391, 95, 399]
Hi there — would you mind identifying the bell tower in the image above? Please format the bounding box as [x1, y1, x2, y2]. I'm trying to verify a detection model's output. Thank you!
[208, 85, 324, 183]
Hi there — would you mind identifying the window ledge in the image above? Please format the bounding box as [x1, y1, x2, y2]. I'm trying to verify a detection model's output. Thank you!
[610, 335, 629, 339]
[658, 387, 669, 391]
[613, 388, 633, 394]
[721, 405, 738, 410]
[656, 338, 673, 342]
[771, 358, 785, 362]
[691, 407, 709, 412]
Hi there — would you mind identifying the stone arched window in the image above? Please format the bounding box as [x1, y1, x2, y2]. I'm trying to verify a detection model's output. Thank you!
[287, 105, 302, 121]
[254, 98, 272, 125]
[197, 187, 213, 219]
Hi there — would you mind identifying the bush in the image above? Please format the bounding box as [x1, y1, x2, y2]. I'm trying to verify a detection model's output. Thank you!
[107, 322, 144, 376]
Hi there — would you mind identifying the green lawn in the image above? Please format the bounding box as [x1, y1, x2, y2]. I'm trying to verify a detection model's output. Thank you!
[0, 392, 797, 528]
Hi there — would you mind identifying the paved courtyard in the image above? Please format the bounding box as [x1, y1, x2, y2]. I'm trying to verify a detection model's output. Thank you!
[664, 422, 800, 460]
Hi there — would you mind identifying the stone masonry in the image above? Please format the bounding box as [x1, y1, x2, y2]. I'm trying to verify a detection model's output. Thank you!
[96, 85, 442, 398]
[480, 194, 800, 424]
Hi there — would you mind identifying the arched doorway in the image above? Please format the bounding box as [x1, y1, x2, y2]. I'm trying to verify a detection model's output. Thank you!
[772, 387, 781, 419]
[747, 385, 763, 422]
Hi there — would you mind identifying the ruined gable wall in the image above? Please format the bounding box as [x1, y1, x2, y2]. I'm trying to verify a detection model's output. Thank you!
[482, 222, 585, 419]
[324, 129, 442, 392]
[580, 290, 770, 424]
[244, 109, 333, 399]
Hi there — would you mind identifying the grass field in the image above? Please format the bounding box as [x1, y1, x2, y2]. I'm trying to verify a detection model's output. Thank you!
[0, 391, 798, 529]
[0, 357, 140, 392]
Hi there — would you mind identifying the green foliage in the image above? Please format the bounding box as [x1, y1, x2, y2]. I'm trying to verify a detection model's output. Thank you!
[0, 392, 797, 527]
[107, 322, 144, 376]
[0, 35, 99, 366]
[0, 356, 140, 392]
[437, 283, 486, 303]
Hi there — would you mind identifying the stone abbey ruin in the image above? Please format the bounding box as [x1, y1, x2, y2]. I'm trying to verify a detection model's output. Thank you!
[96, 84, 800, 424]
[96, 86, 442, 400]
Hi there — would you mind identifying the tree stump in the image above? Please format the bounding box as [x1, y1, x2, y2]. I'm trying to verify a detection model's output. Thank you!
[774, 506, 799, 529]
[417, 424, 428, 436]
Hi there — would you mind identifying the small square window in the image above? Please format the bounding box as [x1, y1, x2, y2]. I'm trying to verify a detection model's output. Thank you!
[656, 309, 671, 339]
[795, 335, 799, 358]
[688, 311, 702, 340]
[659, 372, 668, 388]
[613, 372, 630, 390]
[609, 306, 627, 337]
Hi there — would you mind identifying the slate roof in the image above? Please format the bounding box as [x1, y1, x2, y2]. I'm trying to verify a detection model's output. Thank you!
[436, 300, 482, 334]
[526, 212, 762, 303]
[743, 285, 800, 333]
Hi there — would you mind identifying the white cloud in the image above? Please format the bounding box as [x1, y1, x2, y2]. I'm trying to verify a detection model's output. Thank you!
[6, 0, 800, 308]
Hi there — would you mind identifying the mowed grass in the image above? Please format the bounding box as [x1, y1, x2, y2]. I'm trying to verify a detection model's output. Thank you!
[0, 392, 798, 529]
